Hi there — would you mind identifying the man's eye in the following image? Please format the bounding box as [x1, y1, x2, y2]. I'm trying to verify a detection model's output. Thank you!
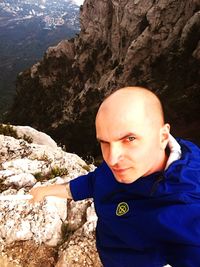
[127, 136, 135, 142]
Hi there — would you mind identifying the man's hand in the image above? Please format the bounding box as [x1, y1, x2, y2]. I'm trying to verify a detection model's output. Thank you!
[29, 186, 47, 203]
[29, 183, 72, 203]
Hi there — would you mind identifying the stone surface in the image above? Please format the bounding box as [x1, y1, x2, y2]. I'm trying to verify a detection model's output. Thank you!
[56, 203, 100, 267]
[12, 125, 58, 149]
[0, 126, 100, 266]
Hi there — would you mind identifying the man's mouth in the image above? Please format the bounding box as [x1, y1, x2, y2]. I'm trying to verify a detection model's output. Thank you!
[111, 167, 130, 174]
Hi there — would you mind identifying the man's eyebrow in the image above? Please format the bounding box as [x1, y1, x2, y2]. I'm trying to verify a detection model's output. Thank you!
[118, 132, 136, 140]
[97, 133, 136, 143]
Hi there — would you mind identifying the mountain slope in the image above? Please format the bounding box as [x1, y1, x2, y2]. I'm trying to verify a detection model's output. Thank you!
[7, 0, 200, 158]
[0, 0, 80, 118]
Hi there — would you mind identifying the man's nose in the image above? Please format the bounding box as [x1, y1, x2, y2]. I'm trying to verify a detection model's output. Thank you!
[107, 143, 122, 166]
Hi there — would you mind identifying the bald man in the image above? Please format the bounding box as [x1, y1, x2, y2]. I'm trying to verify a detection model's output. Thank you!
[30, 87, 200, 267]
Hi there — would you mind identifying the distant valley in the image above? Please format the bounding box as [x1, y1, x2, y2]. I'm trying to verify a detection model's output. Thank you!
[0, 0, 81, 119]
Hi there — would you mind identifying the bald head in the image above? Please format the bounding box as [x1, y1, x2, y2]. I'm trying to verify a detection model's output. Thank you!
[95, 86, 170, 183]
[96, 86, 165, 129]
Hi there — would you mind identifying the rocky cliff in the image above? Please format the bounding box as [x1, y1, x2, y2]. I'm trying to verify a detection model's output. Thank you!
[7, 0, 200, 157]
[0, 126, 101, 267]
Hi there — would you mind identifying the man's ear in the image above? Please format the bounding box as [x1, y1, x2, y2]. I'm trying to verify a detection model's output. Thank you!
[160, 123, 170, 150]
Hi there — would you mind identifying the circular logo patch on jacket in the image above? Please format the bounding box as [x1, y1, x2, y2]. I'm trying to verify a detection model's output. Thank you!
[116, 202, 129, 216]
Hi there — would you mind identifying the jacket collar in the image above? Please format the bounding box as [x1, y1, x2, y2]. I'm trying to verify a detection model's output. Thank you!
[165, 134, 182, 170]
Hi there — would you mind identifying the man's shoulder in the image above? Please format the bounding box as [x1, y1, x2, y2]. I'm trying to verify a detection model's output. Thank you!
[95, 161, 113, 176]
[176, 137, 200, 156]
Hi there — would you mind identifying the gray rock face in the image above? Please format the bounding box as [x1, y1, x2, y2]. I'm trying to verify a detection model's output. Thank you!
[12, 125, 58, 149]
[8, 0, 200, 157]
[0, 126, 100, 266]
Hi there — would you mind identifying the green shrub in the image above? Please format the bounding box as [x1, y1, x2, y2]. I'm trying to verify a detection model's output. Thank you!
[0, 124, 33, 143]
[34, 166, 69, 182]
[49, 166, 68, 179]
[22, 134, 33, 143]
[33, 172, 43, 181]
[0, 123, 18, 139]
[82, 165, 91, 172]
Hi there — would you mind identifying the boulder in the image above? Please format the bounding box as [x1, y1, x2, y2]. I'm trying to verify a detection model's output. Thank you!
[0, 127, 100, 266]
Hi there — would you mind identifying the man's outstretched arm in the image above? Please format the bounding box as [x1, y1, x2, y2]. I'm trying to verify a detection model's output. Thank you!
[30, 183, 72, 202]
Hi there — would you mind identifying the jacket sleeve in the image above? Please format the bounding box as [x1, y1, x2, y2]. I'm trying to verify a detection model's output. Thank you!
[69, 171, 95, 201]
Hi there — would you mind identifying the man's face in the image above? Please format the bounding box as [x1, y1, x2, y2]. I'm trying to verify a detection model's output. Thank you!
[96, 102, 168, 184]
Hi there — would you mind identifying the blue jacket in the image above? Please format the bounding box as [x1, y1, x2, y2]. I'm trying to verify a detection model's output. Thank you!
[70, 138, 200, 266]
